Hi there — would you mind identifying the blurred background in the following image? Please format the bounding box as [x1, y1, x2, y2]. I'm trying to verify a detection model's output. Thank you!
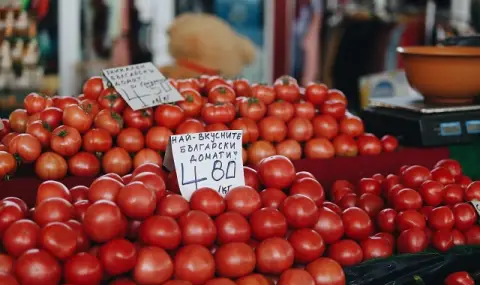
[0, 0, 477, 115]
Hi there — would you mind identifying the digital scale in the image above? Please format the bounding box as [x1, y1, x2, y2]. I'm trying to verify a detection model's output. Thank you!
[362, 97, 480, 147]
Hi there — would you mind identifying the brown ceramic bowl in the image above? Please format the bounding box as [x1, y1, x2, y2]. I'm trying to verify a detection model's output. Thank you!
[397, 46, 480, 104]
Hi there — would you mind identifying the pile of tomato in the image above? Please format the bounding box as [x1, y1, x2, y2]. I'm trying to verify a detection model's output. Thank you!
[0, 74, 398, 180]
[0, 155, 478, 284]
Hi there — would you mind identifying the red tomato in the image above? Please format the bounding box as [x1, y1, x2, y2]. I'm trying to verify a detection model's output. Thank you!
[215, 242, 256, 278]
[429, 206, 455, 231]
[321, 100, 346, 120]
[131, 172, 166, 200]
[394, 188, 423, 211]
[267, 100, 295, 122]
[64, 253, 102, 285]
[206, 123, 229, 132]
[88, 176, 124, 202]
[397, 228, 428, 253]
[432, 230, 454, 252]
[68, 152, 101, 177]
[0, 119, 11, 141]
[79, 98, 100, 119]
[465, 225, 480, 245]
[312, 114, 338, 139]
[230, 118, 259, 144]
[156, 194, 190, 219]
[0, 151, 16, 180]
[208, 85, 236, 104]
[459, 176, 472, 190]
[215, 211, 251, 244]
[258, 116, 287, 142]
[8, 133, 42, 163]
[93, 109, 124, 136]
[452, 203, 477, 231]
[189, 187, 225, 217]
[431, 167, 456, 185]
[82, 128, 113, 154]
[65, 220, 90, 252]
[278, 269, 315, 285]
[0, 273, 19, 285]
[305, 83, 328, 105]
[326, 89, 347, 104]
[358, 193, 384, 218]
[260, 188, 287, 209]
[39, 222, 76, 260]
[9, 109, 29, 133]
[145, 126, 173, 152]
[294, 100, 315, 120]
[139, 215, 181, 249]
[83, 200, 124, 243]
[99, 239, 137, 275]
[338, 193, 358, 209]
[361, 236, 393, 260]
[33, 198, 73, 227]
[2, 219, 39, 257]
[280, 194, 319, 228]
[97, 88, 126, 113]
[102, 147, 133, 176]
[445, 272, 475, 285]
[179, 210, 216, 247]
[122, 107, 153, 131]
[25, 120, 52, 149]
[50, 125, 82, 156]
[233, 78, 252, 97]
[256, 237, 294, 274]
[444, 184, 464, 205]
[287, 117, 313, 142]
[402, 165, 432, 189]
[134, 246, 174, 284]
[396, 210, 426, 231]
[276, 139, 303, 161]
[224, 186, 261, 217]
[174, 244, 214, 285]
[257, 155, 296, 189]
[274, 80, 300, 103]
[313, 207, 344, 244]
[340, 116, 364, 137]
[322, 201, 342, 216]
[176, 118, 206, 134]
[15, 249, 61, 285]
[357, 133, 382, 156]
[435, 159, 463, 181]
[306, 257, 345, 285]
[24, 93, 53, 114]
[83, 76, 104, 100]
[358, 178, 382, 196]
[251, 84, 276, 104]
[116, 128, 145, 152]
[62, 104, 93, 133]
[176, 78, 201, 93]
[327, 239, 363, 266]
[305, 138, 335, 159]
[177, 89, 203, 118]
[2, 198, 27, 215]
[201, 103, 236, 124]
[154, 104, 185, 130]
[465, 181, 480, 201]
[250, 208, 287, 241]
[117, 182, 156, 219]
[452, 229, 466, 246]
[419, 180, 445, 206]
[247, 140, 276, 167]
[342, 207, 374, 240]
[288, 228, 325, 264]
[332, 134, 358, 157]
[243, 166, 261, 191]
[381, 135, 399, 152]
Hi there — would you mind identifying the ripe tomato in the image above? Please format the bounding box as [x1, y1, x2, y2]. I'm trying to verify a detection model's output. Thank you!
[206, 76, 231, 93]
[321, 100, 346, 120]
[376, 208, 397, 233]
[33, 197, 73, 227]
[313, 207, 344, 244]
[179, 210, 216, 247]
[327, 239, 363, 266]
[256, 237, 294, 274]
[383, 174, 401, 192]
[139, 215, 181, 249]
[145, 126, 172, 152]
[133, 148, 162, 169]
[276, 139, 302, 161]
[338, 193, 358, 209]
[15, 249, 61, 285]
[358, 178, 382, 196]
[37, 180, 70, 204]
[419, 180, 444, 206]
[154, 104, 185, 130]
[397, 228, 428, 253]
[250, 208, 287, 241]
[452, 229, 466, 245]
[39, 107, 62, 129]
[208, 85, 236, 104]
[224, 186, 261, 217]
[280, 194, 319, 228]
[267, 100, 295, 122]
[66, 219, 91, 252]
[68, 152, 101, 177]
[429, 206, 455, 231]
[238, 97, 267, 121]
[35, 152, 68, 180]
[431, 167, 455, 185]
[305, 82, 328, 105]
[2, 198, 27, 214]
[243, 166, 260, 190]
[24, 93, 53, 114]
[342, 207, 373, 240]
[230, 118, 259, 144]
[431, 230, 454, 252]
[122, 107, 153, 131]
[381, 135, 399, 152]
[79, 99, 100, 119]
[396, 209, 426, 231]
[0, 151, 16, 180]
[99, 239, 137, 275]
[257, 155, 296, 189]
[174, 244, 214, 285]
[64, 253, 102, 285]
[287, 117, 313, 142]
[278, 269, 315, 285]
[452, 203, 477, 231]
[402, 165, 432, 189]
[94, 109, 124, 136]
[274, 79, 300, 102]
[117, 182, 156, 219]
[247, 140, 276, 167]
[8, 133, 42, 163]
[201, 103, 236, 124]
[189, 187, 225, 217]
[50, 125, 82, 156]
[332, 134, 358, 157]
[444, 272, 475, 285]
[215, 242, 256, 278]
[304, 138, 335, 159]
[327, 89, 347, 104]
[134, 246, 174, 284]
[9, 109, 29, 133]
[361, 236, 393, 260]
[205, 123, 229, 132]
[62, 104, 93, 133]
[357, 133, 382, 156]
[2, 219, 39, 257]
[340, 116, 364, 137]
[251, 84, 276, 104]
[215, 211, 251, 244]
[26, 120, 51, 148]
[97, 88, 126, 113]
[306, 257, 345, 285]
[294, 100, 315, 120]
[82, 76, 105, 99]
[233, 78, 252, 97]
[323, 201, 342, 216]
[289, 178, 325, 207]
[26, 113, 41, 127]
[258, 116, 287, 142]
[444, 184, 464, 205]
[176, 78, 201, 92]
[116, 128, 145, 152]
[131, 172, 166, 200]
[83, 200, 124, 242]
[465, 181, 480, 201]
[176, 89, 203, 118]
[102, 147, 132, 176]
[156, 194, 190, 219]
[53, 96, 80, 110]
[435, 159, 463, 181]
[82, 128, 113, 154]
[288, 228, 325, 264]
[465, 225, 480, 245]
[0, 119, 10, 141]
[358, 193, 384, 217]
[39, 222, 77, 260]
[394, 188, 423, 211]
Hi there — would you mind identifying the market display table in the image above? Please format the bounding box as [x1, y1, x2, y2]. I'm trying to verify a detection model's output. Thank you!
[0, 147, 450, 207]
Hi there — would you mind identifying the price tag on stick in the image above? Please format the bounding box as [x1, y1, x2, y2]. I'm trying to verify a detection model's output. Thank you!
[164, 130, 245, 201]
[103, 62, 183, 111]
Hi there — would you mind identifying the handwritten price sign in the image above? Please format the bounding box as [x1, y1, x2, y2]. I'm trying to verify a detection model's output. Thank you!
[103, 62, 183, 111]
[164, 130, 245, 201]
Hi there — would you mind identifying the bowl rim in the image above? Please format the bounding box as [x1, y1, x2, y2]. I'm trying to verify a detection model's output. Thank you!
[397, 46, 480, 57]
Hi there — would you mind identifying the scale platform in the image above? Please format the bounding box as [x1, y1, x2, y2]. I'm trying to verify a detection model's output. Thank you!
[362, 97, 480, 147]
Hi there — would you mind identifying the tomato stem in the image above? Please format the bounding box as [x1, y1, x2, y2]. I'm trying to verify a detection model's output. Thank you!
[41, 121, 51, 131]
[57, 130, 68, 138]
[95, 152, 103, 159]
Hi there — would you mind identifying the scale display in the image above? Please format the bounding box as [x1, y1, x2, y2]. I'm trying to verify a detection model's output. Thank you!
[439, 122, 462, 137]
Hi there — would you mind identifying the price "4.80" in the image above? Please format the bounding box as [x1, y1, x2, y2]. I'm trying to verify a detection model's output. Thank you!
[180, 160, 237, 195]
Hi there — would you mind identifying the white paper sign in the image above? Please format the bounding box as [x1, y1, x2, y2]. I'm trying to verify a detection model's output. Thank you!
[102, 62, 183, 111]
[164, 130, 245, 201]
[470, 200, 480, 223]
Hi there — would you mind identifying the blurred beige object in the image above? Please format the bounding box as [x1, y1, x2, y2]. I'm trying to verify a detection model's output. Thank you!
[160, 13, 256, 79]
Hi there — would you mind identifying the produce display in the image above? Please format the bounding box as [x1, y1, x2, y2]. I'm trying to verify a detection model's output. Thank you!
[0, 75, 398, 180]
[0, 155, 478, 284]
